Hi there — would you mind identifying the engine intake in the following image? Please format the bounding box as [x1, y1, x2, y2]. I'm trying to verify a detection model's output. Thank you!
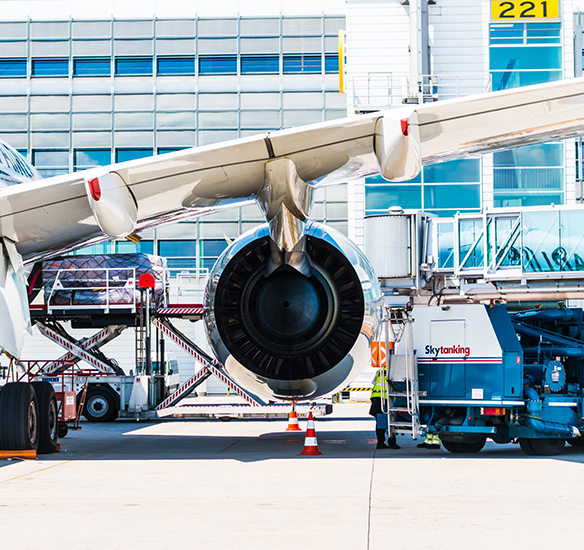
[205, 222, 382, 400]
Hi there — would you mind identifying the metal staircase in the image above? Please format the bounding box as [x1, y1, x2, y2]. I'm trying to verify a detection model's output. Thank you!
[384, 308, 425, 439]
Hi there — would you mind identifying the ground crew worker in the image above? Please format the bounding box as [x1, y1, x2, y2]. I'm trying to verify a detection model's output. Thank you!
[417, 432, 441, 449]
[369, 369, 400, 449]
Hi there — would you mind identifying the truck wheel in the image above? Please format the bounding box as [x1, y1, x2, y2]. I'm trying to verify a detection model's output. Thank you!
[83, 387, 118, 422]
[31, 382, 58, 454]
[0, 382, 39, 450]
[58, 423, 69, 438]
[519, 438, 536, 455]
[442, 437, 486, 454]
[528, 438, 565, 456]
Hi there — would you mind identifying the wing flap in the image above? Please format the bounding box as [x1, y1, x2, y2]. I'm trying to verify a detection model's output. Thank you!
[412, 77, 584, 164]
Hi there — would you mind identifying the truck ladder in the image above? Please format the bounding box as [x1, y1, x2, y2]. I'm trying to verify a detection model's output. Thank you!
[36, 321, 122, 375]
[386, 309, 423, 439]
[41, 325, 126, 374]
[153, 318, 266, 409]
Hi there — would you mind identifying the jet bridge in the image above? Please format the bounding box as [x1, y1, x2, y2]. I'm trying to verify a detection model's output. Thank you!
[365, 204, 584, 304]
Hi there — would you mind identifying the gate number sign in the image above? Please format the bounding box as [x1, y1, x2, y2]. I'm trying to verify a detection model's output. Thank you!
[491, 0, 559, 20]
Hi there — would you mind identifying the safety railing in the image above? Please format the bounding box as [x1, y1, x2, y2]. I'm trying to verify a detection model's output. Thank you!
[348, 72, 492, 111]
[45, 267, 138, 313]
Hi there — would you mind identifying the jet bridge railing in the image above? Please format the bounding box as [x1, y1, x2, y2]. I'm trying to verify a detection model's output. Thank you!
[430, 205, 584, 282]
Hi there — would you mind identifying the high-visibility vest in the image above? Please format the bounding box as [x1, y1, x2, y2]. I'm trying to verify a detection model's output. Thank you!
[371, 370, 388, 398]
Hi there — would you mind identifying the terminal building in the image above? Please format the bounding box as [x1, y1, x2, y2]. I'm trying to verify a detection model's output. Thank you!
[5, 0, 584, 389]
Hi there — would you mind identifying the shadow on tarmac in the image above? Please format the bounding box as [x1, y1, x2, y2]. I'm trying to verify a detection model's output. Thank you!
[12, 419, 584, 464]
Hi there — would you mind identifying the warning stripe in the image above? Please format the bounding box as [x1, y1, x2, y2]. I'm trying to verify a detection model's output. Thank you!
[155, 367, 212, 410]
[37, 324, 116, 375]
[157, 308, 204, 315]
[342, 387, 373, 392]
[153, 318, 263, 408]
[43, 326, 116, 374]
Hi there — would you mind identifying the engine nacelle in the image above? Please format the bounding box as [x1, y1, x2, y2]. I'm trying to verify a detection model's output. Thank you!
[204, 222, 383, 401]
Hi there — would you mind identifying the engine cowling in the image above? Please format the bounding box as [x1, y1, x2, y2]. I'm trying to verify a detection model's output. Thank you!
[204, 221, 383, 401]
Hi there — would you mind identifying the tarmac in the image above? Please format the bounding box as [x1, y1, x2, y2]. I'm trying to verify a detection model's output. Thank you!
[1, 402, 584, 550]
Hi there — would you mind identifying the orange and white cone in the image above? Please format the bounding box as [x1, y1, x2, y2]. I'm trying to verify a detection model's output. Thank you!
[286, 402, 302, 432]
[298, 412, 323, 456]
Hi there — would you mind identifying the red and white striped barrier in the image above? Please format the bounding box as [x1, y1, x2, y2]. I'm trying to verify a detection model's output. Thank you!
[155, 366, 212, 410]
[42, 325, 123, 374]
[153, 318, 265, 408]
[37, 323, 117, 375]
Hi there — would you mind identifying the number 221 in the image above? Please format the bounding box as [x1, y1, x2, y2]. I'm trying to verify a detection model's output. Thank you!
[497, 1, 550, 18]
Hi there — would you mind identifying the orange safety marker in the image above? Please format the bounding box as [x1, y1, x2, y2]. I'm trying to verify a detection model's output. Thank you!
[285, 402, 302, 431]
[0, 450, 37, 460]
[298, 412, 323, 456]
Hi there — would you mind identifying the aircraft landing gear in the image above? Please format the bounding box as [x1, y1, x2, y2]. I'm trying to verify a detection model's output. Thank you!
[0, 381, 61, 454]
[0, 382, 39, 451]
[31, 382, 58, 454]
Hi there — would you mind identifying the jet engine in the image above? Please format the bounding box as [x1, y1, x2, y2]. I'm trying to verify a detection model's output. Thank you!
[204, 221, 383, 401]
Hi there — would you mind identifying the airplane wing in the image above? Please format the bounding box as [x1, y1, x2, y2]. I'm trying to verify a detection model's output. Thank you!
[3, 76, 584, 264]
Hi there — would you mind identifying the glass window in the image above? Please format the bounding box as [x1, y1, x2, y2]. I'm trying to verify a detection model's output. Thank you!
[494, 168, 564, 190]
[197, 19, 238, 36]
[282, 18, 322, 35]
[240, 111, 280, 129]
[30, 22, 69, 39]
[423, 159, 481, 183]
[241, 56, 279, 74]
[198, 112, 238, 129]
[325, 54, 339, 73]
[155, 20, 195, 37]
[115, 240, 154, 254]
[197, 38, 237, 55]
[158, 148, 185, 155]
[436, 222, 455, 269]
[157, 56, 195, 75]
[114, 57, 153, 76]
[114, 112, 154, 129]
[494, 143, 563, 167]
[72, 113, 111, 131]
[74, 243, 112, 255]
[156, 112, 196, 129]
[115, 149, 153, 163]
[0, 59, 26, 78]
[283, 55, 321, 74]
[491, 69, 562, 90]
[73, 57, 111, 76]
[74, 149, 111, 170]
[114, 95, 154, 111]
[240, 18, 280, 36]
[494, 193, 563, 207]
[0, 22, 27, 39]
[240, 38, 279, 54]
[198, 94, 238, 110]
[33, 150, 69, 176]
[31, 58, 69, 77]
[365, 185, 422, 213]
[113, 20, 153, 38]
[198, 56, 237, 75]
[33, 150, 69, 167]
[72, 21, 111, 39]
[424, 184, 480, 209]
[158, 240, 197, 257]
[325, 17, 345, 35]
[490, 46, 561, 71]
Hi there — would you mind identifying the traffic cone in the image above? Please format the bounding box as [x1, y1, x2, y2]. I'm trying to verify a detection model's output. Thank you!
[298, 412, 323, 456]
[286, 402, 302, 431]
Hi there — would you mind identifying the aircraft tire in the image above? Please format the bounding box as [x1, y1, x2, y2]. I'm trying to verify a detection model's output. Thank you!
[0, 382, 39, 451]
[31, 382, 58, 454]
